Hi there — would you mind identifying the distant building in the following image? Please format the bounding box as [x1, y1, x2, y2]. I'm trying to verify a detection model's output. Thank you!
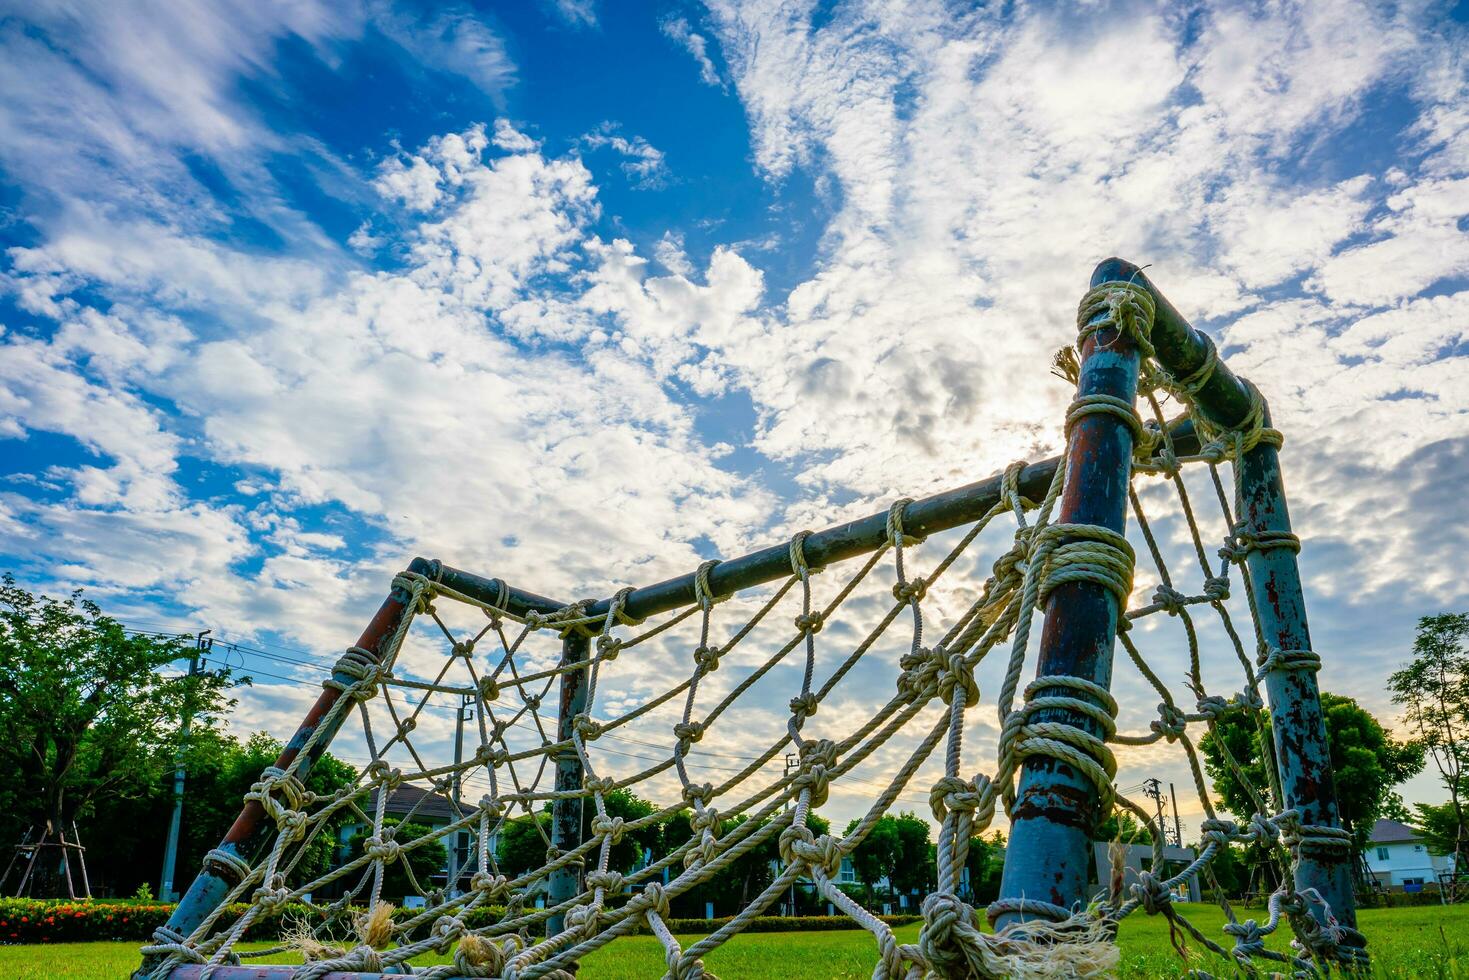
[1362, 818, 1455, 892]
[1090, 842, 1202, 904]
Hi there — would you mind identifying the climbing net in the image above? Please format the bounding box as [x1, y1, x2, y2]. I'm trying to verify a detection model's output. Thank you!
[143, 281, 1360, 979]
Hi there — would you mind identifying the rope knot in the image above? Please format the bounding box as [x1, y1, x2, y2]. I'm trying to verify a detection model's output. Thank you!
[431, 915, 467, 951]
[584, 775, 617, 795]
[917, 893, 984, 976]
[586, 870, 625, 895]
[1150, 702, 1187, 742]
[477, 677, 500, 701]
[936, 650, 979, 707]
[896, 646, 942, 702]
[892, 579, 927, 604]
[573, 713, 603, 739]
[692, 644, 721, 670]
[1199, 818, 1237, 847]
[453, 639, 475, 659]
[788, 692, 819, 719]
[1193, 695, 1229, 722]
[929, 774, 994, 825]
[1202, 575, 1230, 601]
[682, 782, 713, 806]
[470, 871, 510, 898]
[794, 739, 838, 806]
[1152, 584, 1188, 615]
[563, 902, 602, 938]
[673, 721, 705, 749]
[1131, 871, 1174, 916]
[640, 881, 672, 920]
[793, 611, 824, 634]
[596, 634, 623, 659]
[1223, 918, 1267, 958]
[591, 815, 626, 844]
[690, 807, 721, 833]
[365, 835, 402, 865]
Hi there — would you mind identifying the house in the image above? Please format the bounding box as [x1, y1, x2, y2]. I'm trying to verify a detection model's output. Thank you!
[332, 784, 493, 902]
[1090, 842, 1202, 904]
[1362, 818, 1455, 892]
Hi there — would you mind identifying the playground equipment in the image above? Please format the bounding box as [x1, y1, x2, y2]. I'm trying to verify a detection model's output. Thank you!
[135, 259, 1362, 978]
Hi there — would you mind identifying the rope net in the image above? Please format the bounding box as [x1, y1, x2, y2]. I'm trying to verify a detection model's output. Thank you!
[143, 282, 1357, 979]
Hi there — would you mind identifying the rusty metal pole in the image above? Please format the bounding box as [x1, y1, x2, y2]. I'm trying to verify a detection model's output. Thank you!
[135, 574, 423, 979]
[1093, 257, 1359, 948]
[547, 631, 589, 935]
[993, 265, 1142, 927]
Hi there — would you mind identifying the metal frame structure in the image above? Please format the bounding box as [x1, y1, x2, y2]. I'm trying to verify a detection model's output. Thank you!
[137, 258, 1358, 978]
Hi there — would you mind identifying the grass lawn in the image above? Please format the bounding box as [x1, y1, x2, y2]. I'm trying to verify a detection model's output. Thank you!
[2, 904, 1464, 979]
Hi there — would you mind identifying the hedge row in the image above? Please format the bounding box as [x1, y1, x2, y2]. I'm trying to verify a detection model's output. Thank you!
[0, 899, 510, 945]
[0, 898, 919, 945]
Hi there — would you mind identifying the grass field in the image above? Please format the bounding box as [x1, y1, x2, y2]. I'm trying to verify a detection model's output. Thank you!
[2, 904, 1464, 979]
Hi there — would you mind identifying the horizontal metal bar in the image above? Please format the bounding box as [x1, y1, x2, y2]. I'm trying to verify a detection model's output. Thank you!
[416, 422, 1202, 626]
[410, 557, 570, 616]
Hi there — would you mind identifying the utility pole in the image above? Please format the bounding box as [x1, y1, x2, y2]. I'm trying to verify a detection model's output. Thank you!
[1142, 778, 1168, 849]
[448, 693, 473, 895]
[160, 630, 210, 901]
[1168, 782, 1183, 849]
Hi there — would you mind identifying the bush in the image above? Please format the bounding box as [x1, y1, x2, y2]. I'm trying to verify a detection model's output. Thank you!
[0, 897, 912, 944]
[0, 898, 174, 943]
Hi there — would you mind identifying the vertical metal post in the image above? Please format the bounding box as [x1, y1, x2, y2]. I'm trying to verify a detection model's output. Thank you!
[547, 632, 590, 935]
[161, 635, 207, 901]
[449, 694, 472, 895]
[994, 265, 1142, 927]
[137, 576, 423, 979]
[1236, 420, 1360, 939]
[1090, 257, 1359, 945]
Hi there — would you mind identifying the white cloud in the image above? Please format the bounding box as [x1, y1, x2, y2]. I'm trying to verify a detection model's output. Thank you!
[549, 0, 596, 29]
[661, 16, 724, 89]
[579, 126, 671, 190]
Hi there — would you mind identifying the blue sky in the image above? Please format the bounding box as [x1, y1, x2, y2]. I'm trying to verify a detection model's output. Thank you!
[2, 0, 1467, 832]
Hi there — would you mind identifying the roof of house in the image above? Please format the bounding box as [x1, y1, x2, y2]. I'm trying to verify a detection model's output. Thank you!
[1368, 818, 1421, 845]
[363, 783, 473, 824]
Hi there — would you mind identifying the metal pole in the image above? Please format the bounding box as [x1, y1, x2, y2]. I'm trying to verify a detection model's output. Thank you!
[1094, 257, 1359, 944]
[161, 633, 208, 901]
[547, 631, 590, 935]
[137, 585, 420, 979]
[1169, 782, 1182, 850]
[994, 263, 1143, 927]
[449, 693, 472, 895]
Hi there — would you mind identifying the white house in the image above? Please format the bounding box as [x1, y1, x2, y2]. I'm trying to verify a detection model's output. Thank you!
[1362, 818, 1455, 892]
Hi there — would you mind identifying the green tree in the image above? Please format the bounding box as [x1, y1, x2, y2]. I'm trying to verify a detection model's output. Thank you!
[889, 812, 935, 901]
[1389, 613, 1469, 871]
[963, 831, 1005, 904]
[497, 809, 553, 877]
[0, 576, 239, 896]
[1410, 801, 1462, 858]
[579, 788, 658, 874]
[844, 816, 900, 903]
[347, 819, 447, 901]
[1198, 692, 1422, 852]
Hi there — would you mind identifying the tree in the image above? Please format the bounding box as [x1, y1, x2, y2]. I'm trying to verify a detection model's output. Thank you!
[1389, 613, 1469, 871]
[0, 575, 239, 896]
[579, 788, 658, 874]
[964, 831, 1005, 904]
[346, 819, 447, 901]
[79, 729, 354, 896]
[844, 816, 900, 904]
[1198, 692, 1422, 851]
[888, 812, 935, 901]
[497, 809, 552, 877]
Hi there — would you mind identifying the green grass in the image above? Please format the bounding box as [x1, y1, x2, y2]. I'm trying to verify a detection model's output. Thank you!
[2, 904, 1464, 979]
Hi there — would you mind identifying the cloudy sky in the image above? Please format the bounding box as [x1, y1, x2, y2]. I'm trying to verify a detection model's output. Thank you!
[1, 0, 1467, 834]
